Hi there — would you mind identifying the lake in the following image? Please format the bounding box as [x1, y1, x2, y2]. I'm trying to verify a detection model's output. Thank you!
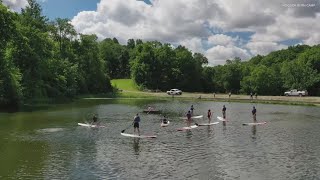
[1, 99, 320, 179]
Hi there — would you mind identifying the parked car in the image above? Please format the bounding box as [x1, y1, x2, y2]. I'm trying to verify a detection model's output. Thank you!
[284, 89, 308, 96]
[166, 89, 182, 95]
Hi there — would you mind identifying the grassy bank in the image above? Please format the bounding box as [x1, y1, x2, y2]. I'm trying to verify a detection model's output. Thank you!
[106, 79, 320, 106]
[111, 79, 139, 92]
[112, 91, 319, 106]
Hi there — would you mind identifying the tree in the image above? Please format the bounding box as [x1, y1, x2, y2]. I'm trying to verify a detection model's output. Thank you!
[50, 18, 77, 59]
[77, 34, 111, 93]
[99, 38, 130, 78]
[193, 53, 208, 65]
[0, 3, 22, 108]
[241, 65, 282, 95]
[127, 39, 135, 49]
[281, 59, 320, 91]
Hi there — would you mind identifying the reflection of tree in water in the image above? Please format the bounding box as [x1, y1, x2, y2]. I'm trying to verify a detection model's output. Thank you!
[133, 138, 140, 155]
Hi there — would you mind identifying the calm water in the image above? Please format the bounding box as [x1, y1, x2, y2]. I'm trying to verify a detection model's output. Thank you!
[1, 99, 320, 180]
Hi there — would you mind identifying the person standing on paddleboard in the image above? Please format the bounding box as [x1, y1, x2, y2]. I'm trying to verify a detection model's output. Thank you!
[133, 114, 141, 136]
[187, 110, 192, 127]
[252, 106, 257, 122]
[222, 105, 226, 119]
[207, 109, 212, 123]
[190, 105, 195, 116]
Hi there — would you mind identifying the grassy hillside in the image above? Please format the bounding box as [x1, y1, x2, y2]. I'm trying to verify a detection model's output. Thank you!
[111, 79, 139, 92]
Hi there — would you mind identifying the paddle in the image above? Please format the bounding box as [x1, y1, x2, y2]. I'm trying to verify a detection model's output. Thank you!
[121, 123, 133, 133]
[193, 119, 199, 126]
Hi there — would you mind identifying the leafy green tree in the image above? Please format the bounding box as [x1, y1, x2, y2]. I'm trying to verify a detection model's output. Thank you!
[50, 18, 77, 59]
[127, 39, 135, 49]
[76, 34, 111, 93]
[241, 65, 282, 95]
[0, 3, 22, 108]
[99, 38, 130, 78]
[281, 59, 319, 91]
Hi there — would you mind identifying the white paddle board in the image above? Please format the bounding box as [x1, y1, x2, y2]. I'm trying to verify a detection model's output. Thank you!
[120, 133, 157, 138]
[198, 122, 219, 126]
[180, 115, 203, 120]
[177, 125, 198, 131]
[217, 116, 227, 121]
[242, 122, 267, 126]
[161, 121, 170, 127]
[78, 123, 105, 128]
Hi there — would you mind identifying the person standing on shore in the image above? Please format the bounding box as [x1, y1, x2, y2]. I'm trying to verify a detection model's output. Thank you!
[229, 92, 231, 98]
[252, 106, 257, 122]
[222, 105, 226, 119]
[250, 92, 253, 100]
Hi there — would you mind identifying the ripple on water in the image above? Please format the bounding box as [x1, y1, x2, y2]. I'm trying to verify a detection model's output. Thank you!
[36, 128, 65, 133]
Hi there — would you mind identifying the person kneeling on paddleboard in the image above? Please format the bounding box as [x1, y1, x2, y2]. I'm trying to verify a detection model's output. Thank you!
[252, 106, 257, 122]
[133, 114, 141, 136]
[162, 115, 168, 124]
[186, 110, 192, 127]
[91, 115, 98, 125]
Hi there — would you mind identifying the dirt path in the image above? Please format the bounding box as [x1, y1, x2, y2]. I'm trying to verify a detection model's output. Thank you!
[121, 90, 320, 106]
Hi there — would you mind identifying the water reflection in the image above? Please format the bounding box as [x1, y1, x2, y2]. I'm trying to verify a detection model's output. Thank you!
[206, 126, 215, 137]
[222, 121, 227, 132]
[186, 130, 193, 139]
[251, 125, 257, 140]
[133, 138, 140, 155]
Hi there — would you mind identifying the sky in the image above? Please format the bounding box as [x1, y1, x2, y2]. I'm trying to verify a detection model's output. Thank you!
[2, 0, 320, 65]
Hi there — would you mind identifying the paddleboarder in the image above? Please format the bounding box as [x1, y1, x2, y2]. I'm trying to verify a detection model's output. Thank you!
[252, 106, 257, 122]
[207, 109, 212, 122]
[222, 105, 226, 119]
[162, 115, 168, 124]
[91, 115, 98, 125]
[147, 106, 154, 111]
[190, 105, 195, 116]
[187, 110, 192, 127]
[133, 113, 141, 136]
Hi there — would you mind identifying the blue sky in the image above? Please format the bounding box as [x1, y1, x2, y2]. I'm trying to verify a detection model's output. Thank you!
[38, 0, 151, 20]
[3, 0, 319, 65]
[38, 0, 100, 20]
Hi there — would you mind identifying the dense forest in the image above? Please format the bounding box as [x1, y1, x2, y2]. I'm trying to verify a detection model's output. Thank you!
[1, 0, 320, 109]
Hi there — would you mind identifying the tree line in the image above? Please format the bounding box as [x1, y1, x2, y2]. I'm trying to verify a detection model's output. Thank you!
[1, 0, 320, 110]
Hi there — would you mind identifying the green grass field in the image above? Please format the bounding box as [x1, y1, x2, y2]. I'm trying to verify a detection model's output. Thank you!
[111, 79, 139, 92]
[106, 79, 320, 106]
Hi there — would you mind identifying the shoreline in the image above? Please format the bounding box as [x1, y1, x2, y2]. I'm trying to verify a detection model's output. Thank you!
[107, 91, 320, 106]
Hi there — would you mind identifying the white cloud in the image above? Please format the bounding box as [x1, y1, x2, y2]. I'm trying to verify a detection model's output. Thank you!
[71, 0, 320, 65]
[246, 41, 287, 55]
[208, 34, 237, 46]
[205, 45, 251, 65]
[2, 0, 28, 12]
[178, 38, 204, 53]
